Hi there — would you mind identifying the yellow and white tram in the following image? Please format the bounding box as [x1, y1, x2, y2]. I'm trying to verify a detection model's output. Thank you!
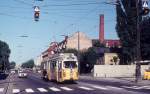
[42, 53, 78, 82]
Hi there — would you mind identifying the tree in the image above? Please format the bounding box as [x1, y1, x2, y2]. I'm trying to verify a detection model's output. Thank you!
[0, 40, 11, 71]
[92, 40, 105, 47]
[21, 59, 35, 68]
[141, 17, 150, 60]
[80, 47, 99, 73]
[63, 48, 78, 56]
[116, 0, 142, 64]
[9, 61, 16, 69]
[113, 56, 119, 65]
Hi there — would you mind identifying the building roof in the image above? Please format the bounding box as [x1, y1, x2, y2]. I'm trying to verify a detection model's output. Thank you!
[104, 40, 121, 47]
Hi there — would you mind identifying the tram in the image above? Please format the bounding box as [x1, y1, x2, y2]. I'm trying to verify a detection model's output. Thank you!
[41, 53, 78, 82]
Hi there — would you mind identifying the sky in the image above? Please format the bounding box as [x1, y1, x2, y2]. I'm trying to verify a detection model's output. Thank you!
[0, 0, 117, 64]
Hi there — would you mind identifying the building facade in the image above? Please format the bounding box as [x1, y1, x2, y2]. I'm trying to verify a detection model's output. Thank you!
[66, 32, 92, 51]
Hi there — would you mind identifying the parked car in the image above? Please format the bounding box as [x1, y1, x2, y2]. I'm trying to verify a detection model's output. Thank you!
[18, 70, 27, 78]
[10, 69, 16, 74]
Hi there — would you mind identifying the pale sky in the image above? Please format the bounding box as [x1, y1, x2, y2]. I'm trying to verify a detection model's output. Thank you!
[0, 0, 118, 64]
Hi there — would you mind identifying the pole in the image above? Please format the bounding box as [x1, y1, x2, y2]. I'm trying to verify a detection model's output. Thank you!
[135, 0, 141, 83]
[77, 31, 80, 74]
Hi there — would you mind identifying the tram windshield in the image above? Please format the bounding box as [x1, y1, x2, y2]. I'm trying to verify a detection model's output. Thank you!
[64, 61, 77, 68]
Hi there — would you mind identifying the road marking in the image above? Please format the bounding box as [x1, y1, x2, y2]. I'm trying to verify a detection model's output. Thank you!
[37, 88, 48, 92]
[49, 87, 61, 91]
[60, 87, 73, 91]
[131, 86, 138, 88]
[25, 88, 34, 93]
[145, 87, 150, 89]
[106, 86, 123, 90]
[134, 86, 150, 90]
[78, 86, 94, 90]
[92, 85, 108, 90]
[0, 88, 4, 92]
[122, 86, 133, 89]
[12, 89, 20, 94]
[134, 86, 145, 89]
[122, 85, 150, 90]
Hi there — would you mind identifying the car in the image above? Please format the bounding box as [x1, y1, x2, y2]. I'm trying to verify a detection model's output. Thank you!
[37, 70, 41, 73]
[18, 70, 28, 78]
[10, 69, 16, 74]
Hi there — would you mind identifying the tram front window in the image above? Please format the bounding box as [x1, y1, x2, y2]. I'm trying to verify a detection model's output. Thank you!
[64, 61, 77, 68]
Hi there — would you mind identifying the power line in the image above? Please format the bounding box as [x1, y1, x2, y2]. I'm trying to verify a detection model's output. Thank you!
[0, 5, 31, 10]
[13, 0, 34, 6]
[0, 12, 32, 20]
[41, 2, 105, 7]
[62, 5, 100, 33]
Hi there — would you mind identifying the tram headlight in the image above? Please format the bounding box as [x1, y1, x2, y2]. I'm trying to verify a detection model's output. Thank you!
[63, 70, 66, 77]
[76, 71, 78, 77]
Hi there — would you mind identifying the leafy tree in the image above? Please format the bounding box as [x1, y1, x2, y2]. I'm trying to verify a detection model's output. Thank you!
[80, 47, 99, 73]
[21, 59, 35, 68]
[92, 40, 105, 47]
[141, 17, 150, 60]
[63, 48, 78, 56]
[116, 0, 142, 64]
[0, 40, 11, 71]
[9, 61, 16, 69]
[113, 56, 119, 65]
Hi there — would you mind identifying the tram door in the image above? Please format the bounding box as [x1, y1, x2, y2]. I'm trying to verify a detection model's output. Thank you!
[50, 61, 56, 80]
[58, 61, 62, 82]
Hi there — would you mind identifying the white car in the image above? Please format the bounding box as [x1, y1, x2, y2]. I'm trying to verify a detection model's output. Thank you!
[18, 71, 27, 78]
[10, 70, 16, 74]
[37, 70, 41, 73]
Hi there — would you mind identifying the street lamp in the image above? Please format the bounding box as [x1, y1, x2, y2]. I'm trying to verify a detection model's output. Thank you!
[135, 0, 141, 83]
[77, 31, 80, 74]
[135, 0, 149, 83]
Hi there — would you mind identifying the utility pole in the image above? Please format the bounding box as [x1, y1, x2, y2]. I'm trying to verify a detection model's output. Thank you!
[135, 0, 141, 83]
[77, 31, 80, 74]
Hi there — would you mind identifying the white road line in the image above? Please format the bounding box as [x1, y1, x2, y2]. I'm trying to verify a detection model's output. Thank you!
[37, 88, 48, 92]
[92, 85, 108, 90]
[106, 86, 123, 90]
[134, 86, 145, 89]
[0, 88, 4, 92]
[131, 86, 138, 88]
[140, 86, 150, 89]
[122, 85, 150, 90]
[145, 87, 150, 89]
[60, 87, 73, 91]
[79, 86, 94, 90]
[122, 86, 133, 89]
[12, 89, 20, 94]
[122, 86, 143, 89]
[49, 87, 61, 91]
[25, 88, 34, 93]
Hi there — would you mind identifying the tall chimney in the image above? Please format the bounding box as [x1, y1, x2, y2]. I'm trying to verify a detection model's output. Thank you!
[99, 14, 104, 43]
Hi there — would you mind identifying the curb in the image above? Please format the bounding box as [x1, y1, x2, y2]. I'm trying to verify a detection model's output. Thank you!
[79, 75, 150, 86]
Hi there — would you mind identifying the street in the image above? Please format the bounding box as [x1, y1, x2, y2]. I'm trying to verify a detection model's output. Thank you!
[0, 72, 150, 94]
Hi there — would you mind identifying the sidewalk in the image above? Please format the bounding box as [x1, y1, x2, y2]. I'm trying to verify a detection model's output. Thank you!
[79, 74, 150, 86]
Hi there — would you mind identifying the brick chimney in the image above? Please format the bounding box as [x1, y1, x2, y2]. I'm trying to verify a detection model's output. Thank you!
[99, 14, 104, 43]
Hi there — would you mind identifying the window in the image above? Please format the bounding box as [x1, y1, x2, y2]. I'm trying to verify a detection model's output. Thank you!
[64, 61, 77, 68]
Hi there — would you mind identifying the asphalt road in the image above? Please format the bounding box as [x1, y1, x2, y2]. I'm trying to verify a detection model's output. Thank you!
[0, 72, 150, 94]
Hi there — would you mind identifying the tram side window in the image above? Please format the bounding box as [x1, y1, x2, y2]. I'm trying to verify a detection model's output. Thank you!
[44, 64, 46, 69]
[51, 61, 56, 69]
[44, 63, 47, 69]
[64, 61, 77, 68]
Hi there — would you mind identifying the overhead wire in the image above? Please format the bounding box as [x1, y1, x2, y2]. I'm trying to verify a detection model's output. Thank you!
[0, 0, 115, 23]
[0, 12, 32, 20]
[62, 5, 101, 34]
[13, 0, 34, 6]
[41, 2, 105, 7]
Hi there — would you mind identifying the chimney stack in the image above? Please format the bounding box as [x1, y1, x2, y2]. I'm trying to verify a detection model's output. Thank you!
[99, 14, 104, 43]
